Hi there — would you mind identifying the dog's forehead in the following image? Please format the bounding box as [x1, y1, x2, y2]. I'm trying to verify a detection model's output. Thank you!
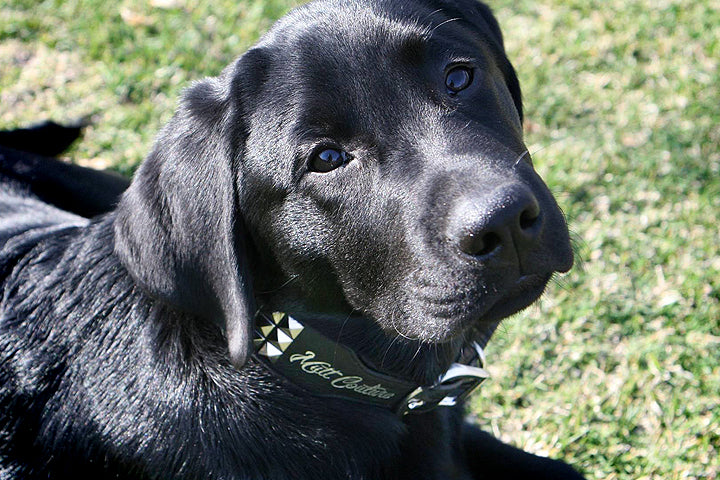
[263, 5, 430, 79]
[265, 1, 501, 81]
[264, 0, 433, 48]
[249, 1, 495, 136]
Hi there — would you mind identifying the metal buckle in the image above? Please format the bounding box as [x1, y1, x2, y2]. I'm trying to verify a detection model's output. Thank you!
[397, 343, 489, 416]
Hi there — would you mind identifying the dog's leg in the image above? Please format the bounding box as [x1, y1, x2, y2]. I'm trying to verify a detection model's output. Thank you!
[462, 423, 586, 480]
[0, 121, 84, 157]
[0, 146, 129, 218]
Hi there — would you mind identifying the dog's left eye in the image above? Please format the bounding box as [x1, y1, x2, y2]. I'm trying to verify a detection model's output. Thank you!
[310, 148, 350, 173]
[445, 66, 473, 94]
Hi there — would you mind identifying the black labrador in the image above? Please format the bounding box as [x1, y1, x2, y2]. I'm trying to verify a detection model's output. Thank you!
[0, 0, 583, 478]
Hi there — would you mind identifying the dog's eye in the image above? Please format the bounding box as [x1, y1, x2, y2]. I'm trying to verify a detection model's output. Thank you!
[445, 66, 473, 94]
[310, 148, 350, 173]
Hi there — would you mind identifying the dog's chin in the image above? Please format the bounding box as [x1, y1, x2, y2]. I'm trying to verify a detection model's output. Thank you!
[392, 272, 552, 345]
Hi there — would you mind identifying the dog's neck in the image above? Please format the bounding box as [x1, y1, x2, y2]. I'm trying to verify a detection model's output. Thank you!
[252, 311, 489, 416]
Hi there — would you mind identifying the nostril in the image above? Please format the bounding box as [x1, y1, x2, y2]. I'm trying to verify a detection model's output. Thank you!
[477, 231, 502, 256]
[458, 230, 502, 257]
[448, 184, 543, 260]
[519, 205, 540, 231]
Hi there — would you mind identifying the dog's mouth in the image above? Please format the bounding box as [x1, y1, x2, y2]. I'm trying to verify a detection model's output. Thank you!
[392, 271, 553, 346]
[337, 271, 554, 387]
[259, 266, 556, 388]
[449, 273, 552, 353]
[475, 272, 552, 324]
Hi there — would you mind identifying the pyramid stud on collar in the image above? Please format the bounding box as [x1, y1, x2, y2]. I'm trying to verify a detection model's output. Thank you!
[254, 312, 305, 363]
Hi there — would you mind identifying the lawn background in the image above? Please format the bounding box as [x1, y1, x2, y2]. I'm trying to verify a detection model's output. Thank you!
[1, 0, 718, 478]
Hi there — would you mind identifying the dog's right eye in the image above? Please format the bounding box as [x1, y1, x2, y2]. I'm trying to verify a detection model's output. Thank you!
[309, 148, 350, 173]
[445, 66, 473, 94]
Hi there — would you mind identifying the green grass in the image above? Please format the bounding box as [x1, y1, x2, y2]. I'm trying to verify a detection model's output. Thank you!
[1, 0, 718, 478]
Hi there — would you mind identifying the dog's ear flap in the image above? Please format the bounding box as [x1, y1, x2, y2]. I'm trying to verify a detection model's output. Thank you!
[114, 61, 255, 368]
[438, 0, 523, 122]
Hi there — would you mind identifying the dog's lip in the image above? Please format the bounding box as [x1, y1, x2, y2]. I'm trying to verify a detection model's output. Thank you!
[466, 319, 501, 350]
[475, 272, 551, 324]
[402, 272, 551, 346]
[399, 277, 529, 380]
[516, 272, 549, 286]
[410, 271, 551, 323]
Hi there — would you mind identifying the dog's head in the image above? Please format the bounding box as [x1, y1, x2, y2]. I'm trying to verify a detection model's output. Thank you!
[115, 0, 573, 371]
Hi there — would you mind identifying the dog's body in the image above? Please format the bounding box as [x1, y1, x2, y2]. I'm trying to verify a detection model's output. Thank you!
[0, 1, 583, 478]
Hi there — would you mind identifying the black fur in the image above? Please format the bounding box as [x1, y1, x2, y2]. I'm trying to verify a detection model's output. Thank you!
[0, 1, 584, 478]
[0, 145, 129, 218]
[0, 121, 84, 157]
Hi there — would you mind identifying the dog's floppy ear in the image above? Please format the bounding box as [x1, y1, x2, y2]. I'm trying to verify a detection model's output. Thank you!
[114, 58, 256, 368]
[434, 0, 523, 122]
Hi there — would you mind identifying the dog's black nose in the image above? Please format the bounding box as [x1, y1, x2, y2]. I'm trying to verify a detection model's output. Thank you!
[450, 184, 543, 259]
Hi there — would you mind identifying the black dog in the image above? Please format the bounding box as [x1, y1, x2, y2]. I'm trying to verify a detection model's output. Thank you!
[0, 0, 582, 478]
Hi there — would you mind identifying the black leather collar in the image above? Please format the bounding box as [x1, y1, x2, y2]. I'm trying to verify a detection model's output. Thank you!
[253, 312, 489, 416]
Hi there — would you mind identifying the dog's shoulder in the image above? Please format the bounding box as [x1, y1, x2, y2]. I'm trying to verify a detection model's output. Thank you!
[0, 214, 146, 476]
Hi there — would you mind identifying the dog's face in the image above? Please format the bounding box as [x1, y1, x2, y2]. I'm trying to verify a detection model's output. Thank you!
[116, 0, 572, 367]
[238, 1, 572, 341]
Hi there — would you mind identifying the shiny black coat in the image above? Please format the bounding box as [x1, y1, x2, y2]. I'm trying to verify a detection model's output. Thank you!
[0, 1, 583, 478]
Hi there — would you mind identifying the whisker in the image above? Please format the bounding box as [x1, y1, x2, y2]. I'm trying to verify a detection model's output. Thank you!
[551, 273, 572, 293]
[410, 342, 423, 363]
[431, 17, 460, 35]
[568, 228, 588, 274]
[391, 314, 417, 342]
[421, 8, 445, 24]
[381, 334, 401, 368]
[254, 274, 299, 294]
[529, 136, 566, 158]
[333, 310, 357, 362]
[513, 150, 530, 169]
